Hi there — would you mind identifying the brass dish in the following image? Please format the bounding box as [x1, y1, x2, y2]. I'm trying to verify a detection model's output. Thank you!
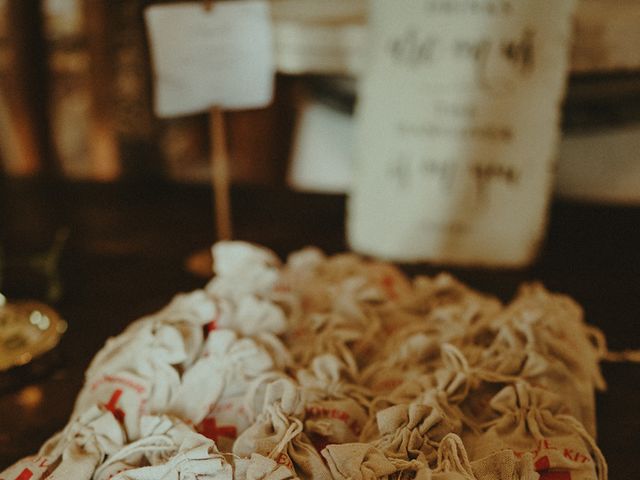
[0, 294, 67, 372]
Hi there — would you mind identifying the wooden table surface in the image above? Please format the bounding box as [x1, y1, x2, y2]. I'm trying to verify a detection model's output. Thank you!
[0, 178, 638, 477]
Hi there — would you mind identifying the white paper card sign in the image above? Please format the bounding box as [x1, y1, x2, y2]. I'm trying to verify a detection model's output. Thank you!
[145, 0, 274, 118]
[348, 0, 578, 267]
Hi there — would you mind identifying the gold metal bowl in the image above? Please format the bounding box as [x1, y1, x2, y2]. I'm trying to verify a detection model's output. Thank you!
[0, 294, 67, 372]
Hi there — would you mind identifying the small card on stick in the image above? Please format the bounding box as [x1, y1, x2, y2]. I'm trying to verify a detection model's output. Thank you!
[145, 0, 275, 240]
[145, 0, 275, 117]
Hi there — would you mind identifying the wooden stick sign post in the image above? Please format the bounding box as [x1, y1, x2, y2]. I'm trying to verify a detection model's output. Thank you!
[205, 2, 231, 240]
[210, 106, 232, 239]
[145, 0, 275, 240]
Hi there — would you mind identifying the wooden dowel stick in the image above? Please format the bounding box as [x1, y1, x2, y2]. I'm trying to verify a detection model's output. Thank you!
[210, 106, 233, 240]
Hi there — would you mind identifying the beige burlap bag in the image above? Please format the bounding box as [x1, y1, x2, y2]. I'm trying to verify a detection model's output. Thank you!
[304, 397, 369, 448]
[509, 285, 603, 382]
[378, 277, 500, 408]
[361, 282, 495, 379]
[360, 346, 483, 448]
[168, 329, 277, 425]
[434, 344, 486, 405]
[195, 394, 254, 453]
[296, 354, 367, 402]
[321, 443, 424, 480]
[429, 433, 478, 480]
[296, 354, 371, 447]
[403, 274, 502, 342]
[241, 373, 294, 417]
[205, 243, 294, 369]
[233, 379, 332, 480]
[278, 248, 333, 318]
[75, 370, 154, 443]
[84, 290, 217, 379]
[352, 308, 420, 368]
[253, 331, 294, 371]
[72, 290, 219, 439]
[474, 318, 599, 436]
[7, 242, 615, 480]
[206, 242, 281, 302]
[282, 249, 417, 369]
[196, 374, 293, 455]
[428, 433, 539, 480]
[107, 433, 232, 480]
[359, 332, 439, 395]
[202, 293, 291, 370]
[525, 348, 595, 437]
[288, 318, 362, 376]
[465, 383, 607, 480]
[280, 250, 410, 367]
[471, 449, 538, 480]
[234, 453, 300, 480]
[91, 415, 198, 480]
[363, 322, 441, 368]
[426, 344, 525, 436]
[366, 370, 434, 413]
[364, 345, 506, 457]
[0, 406, 126, 480]
[284, 249, 411, 308]
[478, 285, 605, 435]
[210, 295, 288, 337]
[364, 401, 462, 467]
[442, 432, 540, 480]
[358, 372, 436, 447]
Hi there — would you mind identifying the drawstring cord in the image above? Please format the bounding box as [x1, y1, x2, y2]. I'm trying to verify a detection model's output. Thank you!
[268, 414, 304, 459]
[242, 372, 290, 421]
[587, 325, 640, 363]
[558, 414, 608, 480]
[94, 435, 176, 479]
[433, 433, 476, 479]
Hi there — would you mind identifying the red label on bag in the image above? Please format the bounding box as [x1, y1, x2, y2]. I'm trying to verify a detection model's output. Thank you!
[105, 467, 134, 480]
[206, 320, 218, 332]
[205, 310, 221, 334]
[13, 469, 33, 480]
[0, 468, 36, 480]
[536, 456, 571, 480]
[103, 389, 126, 422]
[513, 437, 592, 476]
[198, 417, 237, 443]
[276, 452, 295, 471]
[371, 378, 403, 391]
[305, 405, 362, 436]
[306, 405, 349, 422]
[84, 373, 149, 421]
[514, 439, 558, 458]
[380, 275, 399, 299]
[563, 448, 590, 464]
[539, 472, 571, 480]
[90, 374, 147, 395]
[0, 456, 51, 480]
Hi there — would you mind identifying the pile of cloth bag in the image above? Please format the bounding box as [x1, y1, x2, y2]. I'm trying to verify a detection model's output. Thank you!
[2, 241, 610, 479]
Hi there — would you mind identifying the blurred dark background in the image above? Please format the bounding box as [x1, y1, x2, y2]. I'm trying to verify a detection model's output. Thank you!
[0, 0, 639, 476]
[0, 0, 638, 197]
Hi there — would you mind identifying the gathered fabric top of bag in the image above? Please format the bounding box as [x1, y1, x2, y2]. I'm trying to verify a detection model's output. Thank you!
[3, 241, 619, 480]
